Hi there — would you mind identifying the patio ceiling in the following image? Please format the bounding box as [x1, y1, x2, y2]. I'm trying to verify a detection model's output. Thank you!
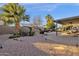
[55, 16, 79, 25]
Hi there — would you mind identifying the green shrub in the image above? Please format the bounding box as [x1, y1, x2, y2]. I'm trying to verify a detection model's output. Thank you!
[28, 27, 35, 36]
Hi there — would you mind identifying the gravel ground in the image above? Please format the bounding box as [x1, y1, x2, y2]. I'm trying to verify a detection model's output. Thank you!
[0, 33, 79, 56]
[0, 34, 52, 56]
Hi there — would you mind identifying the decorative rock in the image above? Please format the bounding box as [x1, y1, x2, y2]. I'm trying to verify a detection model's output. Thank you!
[13, 38, 18, 40]
[0, 44, 3, 49]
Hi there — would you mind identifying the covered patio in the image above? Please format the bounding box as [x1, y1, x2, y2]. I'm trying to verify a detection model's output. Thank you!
[55, 16, 79, 36]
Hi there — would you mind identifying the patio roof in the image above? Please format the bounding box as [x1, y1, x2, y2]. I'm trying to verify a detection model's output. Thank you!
[55, 16, 79, 25]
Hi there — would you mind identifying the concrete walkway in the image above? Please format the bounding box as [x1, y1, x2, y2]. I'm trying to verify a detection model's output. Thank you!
[46, 32, 79, 46]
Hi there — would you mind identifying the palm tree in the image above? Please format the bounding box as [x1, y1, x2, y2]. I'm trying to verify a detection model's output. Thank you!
[0, 3, 29, 32]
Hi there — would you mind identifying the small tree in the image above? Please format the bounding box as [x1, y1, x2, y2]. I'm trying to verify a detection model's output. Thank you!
[33, 16, 42, 27]
[45, 14, 55, 30]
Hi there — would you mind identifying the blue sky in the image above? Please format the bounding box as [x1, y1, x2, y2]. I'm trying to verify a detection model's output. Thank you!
[0, 3, 79, 25]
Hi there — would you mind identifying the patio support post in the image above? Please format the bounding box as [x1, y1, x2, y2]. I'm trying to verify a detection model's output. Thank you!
[56, 21, 58, 36]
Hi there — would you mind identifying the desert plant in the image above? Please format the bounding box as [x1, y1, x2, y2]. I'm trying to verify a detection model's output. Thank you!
[28, 27, 35, 36]
[0, 3, 29, 38]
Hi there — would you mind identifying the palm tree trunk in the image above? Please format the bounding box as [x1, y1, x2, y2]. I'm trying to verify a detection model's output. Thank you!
[15, 21, 20, 32]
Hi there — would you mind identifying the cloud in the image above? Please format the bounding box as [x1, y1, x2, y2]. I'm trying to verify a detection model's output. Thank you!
[38, 4, 61, 12]
[58, 3, 79, 6]
[26, 3, 61, 12]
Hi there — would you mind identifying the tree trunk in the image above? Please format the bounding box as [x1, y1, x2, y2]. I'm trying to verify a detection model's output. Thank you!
[15, 21, 20, 32]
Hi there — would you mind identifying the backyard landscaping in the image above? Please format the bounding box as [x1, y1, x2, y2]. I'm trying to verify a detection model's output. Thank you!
[0, 3, 79, 56]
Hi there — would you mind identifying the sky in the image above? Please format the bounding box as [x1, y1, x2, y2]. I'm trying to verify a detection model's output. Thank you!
[0, 3, 79, 25]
